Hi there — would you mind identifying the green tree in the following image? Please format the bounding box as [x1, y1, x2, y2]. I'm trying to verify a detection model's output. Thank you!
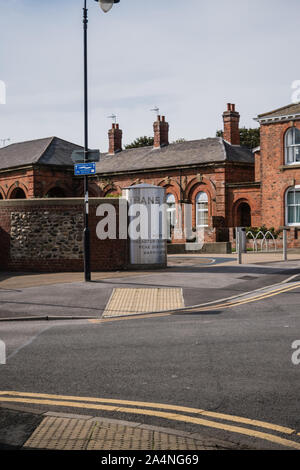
[216, 127, 260, 149]
[125, 136, 154, 149]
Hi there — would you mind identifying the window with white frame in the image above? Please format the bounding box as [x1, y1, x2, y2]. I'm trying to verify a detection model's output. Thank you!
[286, 186, 300, 226]
[196, 192, 208, 227]
[166, 193, 176, 228]
[285, 128, 300, 165]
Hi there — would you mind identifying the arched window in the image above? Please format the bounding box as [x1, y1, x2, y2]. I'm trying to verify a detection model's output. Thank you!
[10, 188, 26, 199]
[236, 202, 251, 227]
[286, 186, 300, 226]
[166, 193, 176, 228]
[285, 128, 300, 164]
[196, 192, 208, 227]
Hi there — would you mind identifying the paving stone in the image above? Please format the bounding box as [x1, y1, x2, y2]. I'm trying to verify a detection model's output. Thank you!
[103, 288, 184, 318]
[23, 415, 235, 451]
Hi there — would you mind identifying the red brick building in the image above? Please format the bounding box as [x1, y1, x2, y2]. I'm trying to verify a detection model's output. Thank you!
[1, 102, 300, 248]
[0, 137, 81, 200]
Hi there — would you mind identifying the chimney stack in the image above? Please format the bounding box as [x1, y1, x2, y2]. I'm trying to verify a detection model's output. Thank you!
[108, 123, 122, 154]
[222, 103, 240, 145]
[153, 115, 169, 148]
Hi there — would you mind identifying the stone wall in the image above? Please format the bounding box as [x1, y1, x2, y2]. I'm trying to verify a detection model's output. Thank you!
[0, 198, 128, 272]
[10, 211, 84, 260]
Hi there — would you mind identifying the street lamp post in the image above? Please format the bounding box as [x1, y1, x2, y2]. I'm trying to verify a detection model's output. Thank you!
[82, 0, 120, 282]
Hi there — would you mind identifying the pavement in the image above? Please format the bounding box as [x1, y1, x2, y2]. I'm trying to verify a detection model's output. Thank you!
[0, 253, 300, 321]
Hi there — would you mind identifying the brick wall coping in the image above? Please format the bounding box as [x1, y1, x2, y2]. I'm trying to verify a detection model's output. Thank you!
[0, 197, 124, 208]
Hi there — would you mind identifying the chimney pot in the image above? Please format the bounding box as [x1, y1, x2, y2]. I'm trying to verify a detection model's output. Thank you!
[108, 123, 122, 154]
[222, 103, 240, 146]
[153, 115, 169, 148]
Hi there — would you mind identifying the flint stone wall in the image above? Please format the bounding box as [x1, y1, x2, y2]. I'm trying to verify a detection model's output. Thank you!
[0, 198, 128, 272]
[10, 211, 84, 259]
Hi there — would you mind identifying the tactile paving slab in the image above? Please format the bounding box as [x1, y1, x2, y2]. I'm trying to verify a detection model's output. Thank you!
[24, 417, 219, 450]
[102, 288, 184, 318]
[24, 417, 95, 450]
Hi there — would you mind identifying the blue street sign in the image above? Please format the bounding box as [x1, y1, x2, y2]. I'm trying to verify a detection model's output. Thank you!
[74, 162, 96, 176]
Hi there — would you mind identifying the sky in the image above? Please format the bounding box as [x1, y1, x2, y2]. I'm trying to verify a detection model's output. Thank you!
[0, 0, 300, 150]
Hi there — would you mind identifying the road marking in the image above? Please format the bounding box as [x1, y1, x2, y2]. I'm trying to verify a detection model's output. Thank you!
[6, 325, 55, 361]
[0, 393, 299, 450]
[181, 279, 300, 309]
[281, 274, 300, 284]
[198, 283, 300, 309]
[0, 390, 294, 434]
[194, 283, 300, 312]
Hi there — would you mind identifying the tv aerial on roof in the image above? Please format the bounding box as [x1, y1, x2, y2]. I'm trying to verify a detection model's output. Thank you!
[107, 114, 117, 124]
[150, 106, 160, 117]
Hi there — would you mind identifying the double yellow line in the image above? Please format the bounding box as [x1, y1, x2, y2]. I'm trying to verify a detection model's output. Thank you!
[0, 391, 300, 450]
[190, 282, 300, 313]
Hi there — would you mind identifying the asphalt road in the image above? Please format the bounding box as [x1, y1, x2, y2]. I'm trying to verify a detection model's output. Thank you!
[0, 283, 300, 450]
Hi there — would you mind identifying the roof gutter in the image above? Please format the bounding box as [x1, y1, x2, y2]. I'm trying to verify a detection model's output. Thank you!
[0, 163, 74, 175]
[255, 113, 300, 124]
[91, 160, 254, 179]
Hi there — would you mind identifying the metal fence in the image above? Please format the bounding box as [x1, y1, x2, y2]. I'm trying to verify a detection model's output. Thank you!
[246, 230, 278, 253]
[236, 227, 289, 264]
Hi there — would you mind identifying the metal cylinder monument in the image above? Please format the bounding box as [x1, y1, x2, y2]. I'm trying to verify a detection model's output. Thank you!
[122, 184, 167, 268]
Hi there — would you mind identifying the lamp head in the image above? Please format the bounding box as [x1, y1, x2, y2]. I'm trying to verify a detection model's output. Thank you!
[95, 0, 120, 13]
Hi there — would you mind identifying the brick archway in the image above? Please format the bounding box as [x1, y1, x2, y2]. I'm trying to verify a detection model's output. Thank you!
[235, 200, 252, 227]
[7, 182, 28, 199]
[9, 187, 27, 199]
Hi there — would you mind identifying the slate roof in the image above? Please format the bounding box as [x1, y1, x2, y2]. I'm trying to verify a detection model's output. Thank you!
[96, 138, 253, 175]
[257, 102, 300, 120]
[0, 136, 253, 173]
[0, 137, 82, 170]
